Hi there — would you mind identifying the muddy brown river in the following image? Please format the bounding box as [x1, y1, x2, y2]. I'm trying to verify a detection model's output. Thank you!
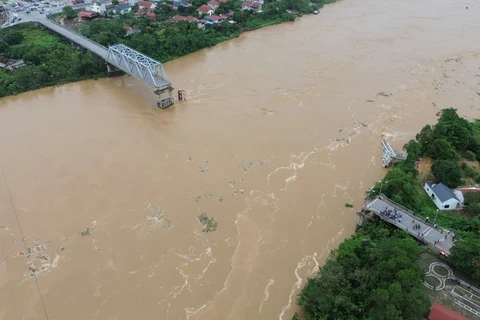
[1, 0, 480, 319]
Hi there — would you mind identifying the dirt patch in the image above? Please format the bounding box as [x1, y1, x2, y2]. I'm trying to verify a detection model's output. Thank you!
[417, 157, 434, 182]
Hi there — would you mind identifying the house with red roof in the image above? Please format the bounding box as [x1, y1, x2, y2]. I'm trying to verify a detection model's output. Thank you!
[241, 1, 252, 10]
[171, 15, 187, 22]
[77, 11, 98, 20]
[425, 303, 468, 320]
[207, 0, 220, 9]
[197, 4, 213, 16]
[204, 14, 223, 24]
[139, 1, 155, 9]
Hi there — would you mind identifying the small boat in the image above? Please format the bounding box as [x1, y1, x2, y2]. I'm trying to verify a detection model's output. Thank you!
[313, 10, 320, 14]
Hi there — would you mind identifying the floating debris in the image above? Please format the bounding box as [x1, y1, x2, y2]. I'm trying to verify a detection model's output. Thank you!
[198, 213, 218, 232]
[195, 194, 214, 202]
[81, 227, 91, 237]
[0, 226, 10, 231]
[232, 188, 244, 196]
[376, 92, 391, 98]
[199, 161, 209, 173]
[239, 159, 271, 172]
[24, 240, 59, 278]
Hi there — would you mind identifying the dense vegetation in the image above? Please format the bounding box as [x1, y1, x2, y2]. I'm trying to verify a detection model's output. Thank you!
[297, 221, 431, 320]
[0, 23, 106, 98]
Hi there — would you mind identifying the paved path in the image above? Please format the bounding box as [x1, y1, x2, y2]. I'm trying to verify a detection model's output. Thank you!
[367, 197, 455, 254]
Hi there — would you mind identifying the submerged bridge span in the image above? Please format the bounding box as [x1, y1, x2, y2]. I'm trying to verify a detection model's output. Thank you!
[36, 18, 174, 108]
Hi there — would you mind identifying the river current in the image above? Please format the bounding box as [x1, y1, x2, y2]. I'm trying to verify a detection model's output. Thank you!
[1, 0, 479, 319]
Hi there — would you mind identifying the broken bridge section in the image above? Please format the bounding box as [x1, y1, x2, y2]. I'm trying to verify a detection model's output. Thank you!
[107, 44, 174, 108]
[107, 44, 171, 89]
[382, 139, 405, 167]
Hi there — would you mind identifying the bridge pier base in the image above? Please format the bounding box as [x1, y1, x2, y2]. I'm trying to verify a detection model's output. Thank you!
[155, 86, 175, 109]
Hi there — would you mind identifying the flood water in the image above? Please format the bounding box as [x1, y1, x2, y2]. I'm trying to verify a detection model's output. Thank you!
[1, 0, 480, 319]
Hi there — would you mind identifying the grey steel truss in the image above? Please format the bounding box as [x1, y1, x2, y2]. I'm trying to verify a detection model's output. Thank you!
[381, 139, 405, 167]
[107, 44, 171, 89]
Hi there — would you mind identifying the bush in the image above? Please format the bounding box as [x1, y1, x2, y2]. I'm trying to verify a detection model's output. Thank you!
[465, 150, 476, 161]
[431, 160, 462, 188]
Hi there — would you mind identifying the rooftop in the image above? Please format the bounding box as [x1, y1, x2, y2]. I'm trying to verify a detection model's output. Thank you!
[426, 182, 458, 202]
[427, 302, 469, 320]
[197, 4, 212, 12]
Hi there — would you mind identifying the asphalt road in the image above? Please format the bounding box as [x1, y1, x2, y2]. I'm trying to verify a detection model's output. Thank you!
[1, 1, 86, 27]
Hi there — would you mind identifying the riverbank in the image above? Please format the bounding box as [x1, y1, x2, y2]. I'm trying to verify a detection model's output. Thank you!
[295, 109, 480, 319]
[0, 0, 334, 98]
[0, 23, 106, 98]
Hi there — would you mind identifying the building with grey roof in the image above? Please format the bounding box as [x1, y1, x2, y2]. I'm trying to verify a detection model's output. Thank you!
[424, 182, 461, 211]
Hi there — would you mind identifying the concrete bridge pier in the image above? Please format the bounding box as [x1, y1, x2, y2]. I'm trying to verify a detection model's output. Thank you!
[155, 86, 175, 109]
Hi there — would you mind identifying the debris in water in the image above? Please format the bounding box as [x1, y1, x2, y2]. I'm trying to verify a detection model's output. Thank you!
[0, 226, 9, 231]
[376, 92, 391, 98]
[217, 197, 224, 202]
[199, 161, 209, 173]
[198, 213, 218, 232]
[195, 194, 213, 202]
[239, 159, 271, 172]
[81, 227, 91, 237]
[365, 99, 375, 103]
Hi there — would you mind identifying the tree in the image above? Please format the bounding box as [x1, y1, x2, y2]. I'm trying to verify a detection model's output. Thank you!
[62, 6, 77, 19]
[0, 39, 10, 58]
[463, 192, 480, 215]
[112, 0, 119, 4]
[298, 222, 431, 320]
[192, 0, 208, 8]
[3, 30, 24, 45]
[431, 160, 462, 188]
[427, 138, 458, 161]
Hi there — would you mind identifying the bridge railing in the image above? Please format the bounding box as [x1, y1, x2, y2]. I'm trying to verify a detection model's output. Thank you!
[38, 18, 108, 52]
[378, 194, 421, 218]
[375, 194, 456, 236]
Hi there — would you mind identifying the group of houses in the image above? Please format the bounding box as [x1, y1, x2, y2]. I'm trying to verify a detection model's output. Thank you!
[77, 0, 263, 24]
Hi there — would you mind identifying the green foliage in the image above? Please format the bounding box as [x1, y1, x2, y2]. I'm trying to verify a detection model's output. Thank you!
[345, 203, 354, 208]
[112, 0, 119, 4]
[198, 212, 218, 232]
[464, 150, 476, 161]
[3, 30, 24, 45]
[298, 221, 431, 320]
[449, 216, 480, 280]
[0, 39, 9, 58]
[62, 6, 77, 20]
[463, 192, 480, 215]
[0, 23, 106, 98]
[431, 160, 462, 188]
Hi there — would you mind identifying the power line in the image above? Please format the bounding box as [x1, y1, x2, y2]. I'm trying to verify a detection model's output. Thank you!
[0, 162, 51, 320]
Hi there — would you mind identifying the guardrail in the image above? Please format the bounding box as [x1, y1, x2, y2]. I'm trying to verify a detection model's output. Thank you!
[36, 18, 108, 56]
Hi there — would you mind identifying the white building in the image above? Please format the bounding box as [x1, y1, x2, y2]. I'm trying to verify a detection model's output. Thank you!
[128, 0, 140, 5]
[424, 182, 460, 211]
[90, 1, 106, 14]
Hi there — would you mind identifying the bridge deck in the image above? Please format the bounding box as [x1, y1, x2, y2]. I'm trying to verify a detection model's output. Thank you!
[366, 197, 454, 254]
[37, 19, 108, 59]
